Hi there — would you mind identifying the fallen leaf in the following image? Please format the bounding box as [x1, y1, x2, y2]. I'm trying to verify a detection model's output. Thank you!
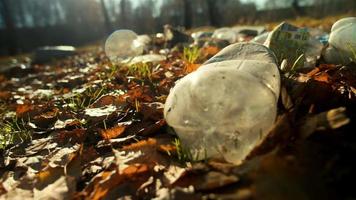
[83, 164, 150, 200]
[0, 91, 11, 100]
[56, 129, 86, 145]
[16, 104, 34, 118]
[91, 94, 126, 108]
[122, 137, 174, 167]
[184, 63, 201, 73]
[100, 125, 126, 140]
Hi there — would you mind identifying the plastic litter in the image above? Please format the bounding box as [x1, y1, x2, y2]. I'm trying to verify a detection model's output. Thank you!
[324, 17, 356, 65]
[164, 43, 280, 164]
[265, 22, 324, 70]
[251, 32, 269, 44]
[105, 30, 144, 62]
[231, 26, 266, 37]
[124, 54, 166, 65]
[164, 25, 192, 47]
[33, 46, 76, 64]
[212, 28, 237, 44]
[191, 31, 213, 46]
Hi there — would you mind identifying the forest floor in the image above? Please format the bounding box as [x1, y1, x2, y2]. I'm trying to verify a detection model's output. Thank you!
[0, 15, 356, 199]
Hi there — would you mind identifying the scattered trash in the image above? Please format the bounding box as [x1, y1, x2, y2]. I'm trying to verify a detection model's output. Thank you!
[124, 54, 166, 65]
[265, 22, 324, 70]
[191, 31, 213, 45]
[305, 38, 324, 68]
[265, 22, 310, 70]
[212, 26, 266, 44]
[232, 25, 266, 37]
[164, 42, 280, 164]
[323, 17, 356, 65]
[251, 31, 270, 44]
[212, 28, 237, 44]
[203, 39, 230, 50]
[105, 29, 144, 62]
[164, 25, 193, 47]
[0, 62, 33, 78]
[33, 46, 76, 64]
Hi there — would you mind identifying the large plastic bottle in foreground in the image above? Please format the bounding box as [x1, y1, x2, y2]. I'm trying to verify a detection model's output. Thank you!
[164, 43, 280, 164]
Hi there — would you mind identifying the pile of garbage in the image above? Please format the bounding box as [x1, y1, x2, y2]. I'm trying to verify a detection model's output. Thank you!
[104, 17, 356, 165]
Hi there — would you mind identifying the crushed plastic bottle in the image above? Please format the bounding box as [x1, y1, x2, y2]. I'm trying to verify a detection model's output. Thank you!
[324, 17, 356, 65]
[251, 32, 269, 44]
[212, 28, 237, 44]
[164, 43, 280, 165]
[265, 22, 324, 70]
[105, 30, 144, 62]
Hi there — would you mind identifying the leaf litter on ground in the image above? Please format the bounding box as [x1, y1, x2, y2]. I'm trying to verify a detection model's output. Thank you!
[0, 22, 356, 200]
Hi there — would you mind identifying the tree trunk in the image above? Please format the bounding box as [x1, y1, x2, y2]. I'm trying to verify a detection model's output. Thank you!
[205, 0, 219, 27]
[0, 0, 18, 55]
[182, 0, 193, 29]
[120, 0, 127, 28]
[100, 0, 112, 34]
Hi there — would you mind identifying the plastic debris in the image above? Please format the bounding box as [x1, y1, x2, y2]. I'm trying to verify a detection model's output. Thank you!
[164, 25, 192, 47]
[164, 43, 280, 164]
[212, 26, 266, 44]
[212, 28, 237, 44]
[105, 30, 144, 62]
[265, 22, 310, 69]
[124, 54, 166, 65]
[265, 22, 324, 70]
[323, 17, 356, 65]
[231, 26, 266, 37]
[251, 32, 270, 44]
[191, 31, 213, 46]
[33, 46, 76, 64]
[305, 38, 324, 68]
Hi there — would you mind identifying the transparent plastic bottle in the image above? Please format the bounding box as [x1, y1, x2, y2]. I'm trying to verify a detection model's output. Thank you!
[164, 43, 280, 164]
[212, 28, 237, 44]
[105, 30, 144, 62]
[325, 17, 356, 64]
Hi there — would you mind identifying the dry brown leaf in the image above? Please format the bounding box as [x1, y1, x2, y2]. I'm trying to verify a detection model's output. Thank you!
[85, 164, 150, 200]
[172, 168, 239, 191]
[92, 95, 126, 108]
[140, 103, 164, 121]
[0, 91, 11, 100]
[157, 144, 177, 156]
[201, 46, 220, 58]
[184, 63, 201, 73]
[100, 125, 126, 140]
[136, 119, 166, 136]
[122, 137, 174, 167]
[33, 108, 59, 127]
[56, 129, 86, 145]
[16, 104, 34, 118]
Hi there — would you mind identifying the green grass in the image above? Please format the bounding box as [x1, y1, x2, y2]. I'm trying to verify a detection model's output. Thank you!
[347, 43, 356, 63]
[183, 46, 200, 64]
[173, 138, 207, 164]
[126, 62, 153, 80]
[0, 116, 32, 149]
[66, 84, 109, 112]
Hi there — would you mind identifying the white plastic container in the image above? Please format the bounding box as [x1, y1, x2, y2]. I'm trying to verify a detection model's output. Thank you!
[324, 17, 356, 65]
[105, 30, 144, 62]
[164, 43, 280, 164]
[212, 28, 237, 44]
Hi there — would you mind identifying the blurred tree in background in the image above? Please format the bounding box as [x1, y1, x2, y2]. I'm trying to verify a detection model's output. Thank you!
[0, 0, 355, 55]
